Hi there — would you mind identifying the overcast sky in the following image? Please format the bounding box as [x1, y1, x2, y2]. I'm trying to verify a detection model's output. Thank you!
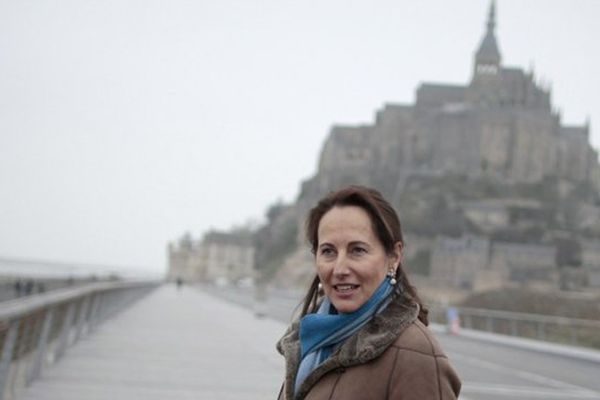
[1, 0, 598, 276]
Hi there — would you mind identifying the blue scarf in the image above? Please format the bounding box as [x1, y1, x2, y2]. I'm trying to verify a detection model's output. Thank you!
[294, 277, 394, 395]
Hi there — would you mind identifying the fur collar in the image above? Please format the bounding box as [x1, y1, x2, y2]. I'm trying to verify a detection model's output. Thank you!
[276, 294, 419, 400]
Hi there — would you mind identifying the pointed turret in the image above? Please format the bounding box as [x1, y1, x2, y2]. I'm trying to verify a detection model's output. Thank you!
[474, 0, 501, 77]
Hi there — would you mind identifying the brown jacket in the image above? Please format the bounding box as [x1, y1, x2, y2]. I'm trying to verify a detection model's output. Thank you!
[276, 295, 461, 400]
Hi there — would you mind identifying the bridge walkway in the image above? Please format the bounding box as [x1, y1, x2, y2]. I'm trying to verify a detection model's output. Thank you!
[18, 285, 286, 400]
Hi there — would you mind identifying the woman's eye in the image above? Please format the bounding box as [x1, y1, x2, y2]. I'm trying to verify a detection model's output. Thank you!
[352, 247, 367, 255]
[320, 248, 335, 256]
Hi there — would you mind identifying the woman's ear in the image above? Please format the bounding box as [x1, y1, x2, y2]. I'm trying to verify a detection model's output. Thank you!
[390, 241, 403, 266]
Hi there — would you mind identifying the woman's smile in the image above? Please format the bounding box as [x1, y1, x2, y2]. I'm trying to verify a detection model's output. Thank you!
[333, 284, 359, 292]
[332, 284, 361, 300]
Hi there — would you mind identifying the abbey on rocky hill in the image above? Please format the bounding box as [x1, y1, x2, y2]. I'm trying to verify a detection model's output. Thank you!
[273, 1, 600, 293]
[300, 1, 599, 205]
[170, 2, 600, 294]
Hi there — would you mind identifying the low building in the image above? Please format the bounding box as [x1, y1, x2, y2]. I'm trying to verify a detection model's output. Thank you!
[201, 231, 255, 284]
[430, 235, 491, 290]
[430, 234, 560, 291]
[587, 266, 600, 288]
[167, 233, 202, 282]
[581, 240, 600, 268]
[490, 241, 557, 285]
[167, 230, 255, 285]
[582, 240, 600, 288]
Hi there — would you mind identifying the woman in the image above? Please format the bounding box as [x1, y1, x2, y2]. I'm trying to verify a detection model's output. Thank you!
[277, 186, 461, 399]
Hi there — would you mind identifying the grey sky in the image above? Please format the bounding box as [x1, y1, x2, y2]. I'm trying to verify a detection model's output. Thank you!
[1, 0, 598, 276]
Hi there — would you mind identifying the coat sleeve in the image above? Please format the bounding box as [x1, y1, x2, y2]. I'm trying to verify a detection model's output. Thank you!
[386, 347, 461, 400]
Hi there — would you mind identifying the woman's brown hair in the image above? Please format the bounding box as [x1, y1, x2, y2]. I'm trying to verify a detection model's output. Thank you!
[300, 185, 429, 325]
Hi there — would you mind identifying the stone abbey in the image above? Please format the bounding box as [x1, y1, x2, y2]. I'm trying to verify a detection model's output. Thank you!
[299, 2, 599, 204]
[170, 2, 600, 293]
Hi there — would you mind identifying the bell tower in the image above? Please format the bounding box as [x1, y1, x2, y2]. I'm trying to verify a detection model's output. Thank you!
[473, 0, 502, 80]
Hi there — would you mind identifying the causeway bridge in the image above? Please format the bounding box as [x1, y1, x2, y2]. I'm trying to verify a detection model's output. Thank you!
[1, 282, 599, 400]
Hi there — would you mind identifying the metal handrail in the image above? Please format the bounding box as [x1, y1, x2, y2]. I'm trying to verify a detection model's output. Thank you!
[456, 306, 600, 329]
[0, 280, 160, 400]
[430, 304, 600, 349]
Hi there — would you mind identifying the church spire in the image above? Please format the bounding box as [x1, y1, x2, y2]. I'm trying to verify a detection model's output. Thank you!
[487, 0, 496, 34]
[474, 0, 501, 77]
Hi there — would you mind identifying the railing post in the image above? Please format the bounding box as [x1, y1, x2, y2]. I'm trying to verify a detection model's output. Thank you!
[510, 319, 517, 336]
[74, 297, 90, 342]
[537, 321, 546, 341]
[0, 321, 20, 400]
[88, 293, 103, 330]
[464, 313, 472, 329]
[486, 315, 494, 332]
[570, 324, 578, 346]
[27, 309, 54, 384]
[55, 303, 76, 361]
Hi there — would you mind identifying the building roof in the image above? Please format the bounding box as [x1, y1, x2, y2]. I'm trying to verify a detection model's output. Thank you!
[416, 83, 467, 109]
[561, 125, 588, 139]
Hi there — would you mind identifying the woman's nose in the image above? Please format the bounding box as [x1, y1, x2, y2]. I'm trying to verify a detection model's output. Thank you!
[332, 253, 350, 276]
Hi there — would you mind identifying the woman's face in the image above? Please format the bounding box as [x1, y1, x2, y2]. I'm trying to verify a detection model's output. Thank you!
[316, 205, 401, 313]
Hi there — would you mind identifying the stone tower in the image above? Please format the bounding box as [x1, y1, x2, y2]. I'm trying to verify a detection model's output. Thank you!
[473, 1, 501, 79]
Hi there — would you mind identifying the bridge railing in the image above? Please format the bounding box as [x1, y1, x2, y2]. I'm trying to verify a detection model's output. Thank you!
[0, 280, 160, 400]
[429, 305, 600, 349]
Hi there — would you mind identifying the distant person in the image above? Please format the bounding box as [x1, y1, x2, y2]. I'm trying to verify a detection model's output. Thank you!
[276, 186, 461, 399]
[24, 279, 34, 296]
[176, 277, 183, 290]
[14, 279, 23, 298]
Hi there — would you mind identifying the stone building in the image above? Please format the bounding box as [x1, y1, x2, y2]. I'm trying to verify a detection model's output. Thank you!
[298, 1, 599, 206]
[167, 233, 200, 282]
[430, 234, 557, 291]
[582, 240, 600, 269]
[430, 235, 491, 290]
[582, 240, 600, 288]
[490, 242, 557, 286]
[167, 230, 255, 285]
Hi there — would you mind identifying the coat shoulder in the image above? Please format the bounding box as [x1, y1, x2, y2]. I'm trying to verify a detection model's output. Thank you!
[391, 320, 447, 357]
[387, 320, 462, 399]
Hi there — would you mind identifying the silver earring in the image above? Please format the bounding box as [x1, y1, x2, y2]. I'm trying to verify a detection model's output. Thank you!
[317, 282, 323, 291]
[387, 269, 397, 285]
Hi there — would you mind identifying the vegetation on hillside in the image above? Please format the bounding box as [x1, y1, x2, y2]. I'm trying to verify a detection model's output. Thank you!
[253, 202, 298, 283]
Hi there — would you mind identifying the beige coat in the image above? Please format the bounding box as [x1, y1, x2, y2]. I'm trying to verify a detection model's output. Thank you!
[276, 295, 461, 400]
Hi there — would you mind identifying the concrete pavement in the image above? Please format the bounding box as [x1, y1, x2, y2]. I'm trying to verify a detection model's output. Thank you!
[19, 285, 287, 400]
